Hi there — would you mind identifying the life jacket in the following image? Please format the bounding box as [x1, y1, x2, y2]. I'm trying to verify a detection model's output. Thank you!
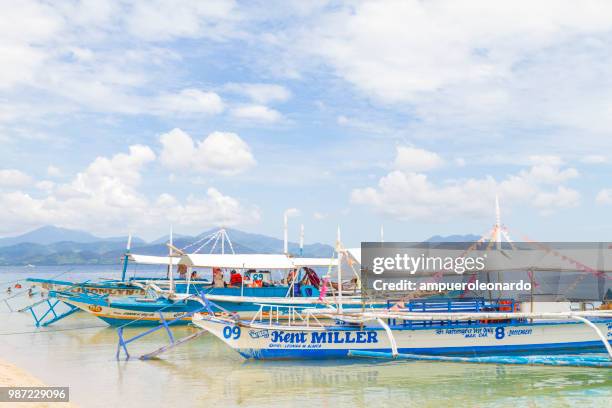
[230, 273, 242, 286]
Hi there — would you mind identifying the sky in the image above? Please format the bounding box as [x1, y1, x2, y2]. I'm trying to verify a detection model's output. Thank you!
[1, 0, 612, 246]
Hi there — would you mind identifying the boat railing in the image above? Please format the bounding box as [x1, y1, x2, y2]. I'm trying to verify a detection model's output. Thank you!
[384, 298, 519, 329]
[249, 303, 329, 328]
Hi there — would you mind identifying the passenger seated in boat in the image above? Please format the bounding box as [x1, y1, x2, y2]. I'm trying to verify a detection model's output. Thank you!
[190, 270, 199, 280]
[212, 267, 224, 288]
[287, 269, 297, 285]
[178, 264, 188, 280]
[229, 270, 242, 287]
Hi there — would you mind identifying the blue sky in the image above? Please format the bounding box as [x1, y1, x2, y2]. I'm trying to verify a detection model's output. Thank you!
[1, 1, 612, 246]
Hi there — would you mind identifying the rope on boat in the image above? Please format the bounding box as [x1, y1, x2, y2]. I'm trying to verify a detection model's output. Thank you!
[347, 350, 612, 368]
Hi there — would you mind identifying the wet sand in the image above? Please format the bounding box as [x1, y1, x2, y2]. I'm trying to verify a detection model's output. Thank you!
[0, 359, 75, 408]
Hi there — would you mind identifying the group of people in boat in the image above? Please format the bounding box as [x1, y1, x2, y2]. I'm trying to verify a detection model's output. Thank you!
[174, 264, 324, 289]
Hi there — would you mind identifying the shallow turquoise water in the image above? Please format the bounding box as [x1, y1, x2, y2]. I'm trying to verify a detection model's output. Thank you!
[0, 266, 611, 407]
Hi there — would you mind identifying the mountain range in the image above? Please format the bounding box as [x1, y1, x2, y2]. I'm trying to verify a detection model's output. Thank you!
[0, 226, 481, 266]
[0, 226, 335, 266]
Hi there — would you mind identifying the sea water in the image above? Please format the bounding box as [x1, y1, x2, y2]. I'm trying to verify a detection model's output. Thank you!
[0, 266, 610, 407]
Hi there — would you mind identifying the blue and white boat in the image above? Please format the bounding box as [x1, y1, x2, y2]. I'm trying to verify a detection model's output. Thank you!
[57, 253, 356, 326]
[192, 304, 612, 361]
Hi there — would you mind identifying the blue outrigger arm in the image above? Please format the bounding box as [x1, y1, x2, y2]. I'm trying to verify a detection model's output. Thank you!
[116, 294, 231, 361]
[23, 290, 107, 327]
[23, 295, 80, 327]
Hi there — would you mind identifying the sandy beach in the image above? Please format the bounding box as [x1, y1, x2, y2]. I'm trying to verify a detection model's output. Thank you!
[0, 359, 75, 407]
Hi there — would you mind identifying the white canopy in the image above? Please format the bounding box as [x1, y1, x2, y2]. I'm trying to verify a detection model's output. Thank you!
[293, 257, 338, 267]
[347, 248, 361, 264]
[128, 254, 180, 265]
[179, 253, 337, 269]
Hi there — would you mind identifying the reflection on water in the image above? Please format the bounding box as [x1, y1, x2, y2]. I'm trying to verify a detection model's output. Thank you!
[0, 268, 611, 407]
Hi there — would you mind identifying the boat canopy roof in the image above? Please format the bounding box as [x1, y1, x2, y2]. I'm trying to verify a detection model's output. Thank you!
[347, 248, 361, 264]
[127, 254, 180, 265]
[179, 253, 337, 269]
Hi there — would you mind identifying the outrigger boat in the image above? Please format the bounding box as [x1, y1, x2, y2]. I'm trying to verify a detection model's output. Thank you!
[190, 244, 612, 364]
[192, 300, 612, 362]
[57, 252, 366, 326]
[22, 232, 214, 327]
[26, 234, 214, 298]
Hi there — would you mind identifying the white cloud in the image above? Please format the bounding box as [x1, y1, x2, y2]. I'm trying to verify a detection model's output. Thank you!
[521, 156, 578, 184]
[231, 105, 283, 123]
[224, 83, 291, 103]
[290, 1, 612, 99]
[0, 1, 239, 124]
[0, 145, 258, 236]
[35, 180, 55, 192]
[46, 165, 62, 178]
[155, 188, 260, 228]
[154, 89, 224, 115]
[394, 146, 443, 172]
[125, 0, 239, 41]
[270, 0, 612, 140]
[533, 186, 580, 213]
[352, 156, 581, 219]
[0, 169, 32, 187]
[313, 211, 328, 220]
[596, 189, 612, 205]
[159, 128, 256, 175]
[582, 155, 607, 164]
[284, 208, 300, 217]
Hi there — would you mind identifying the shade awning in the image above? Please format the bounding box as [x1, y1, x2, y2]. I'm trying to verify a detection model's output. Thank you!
[127, 254, 180, 265]
[179, 253, 338, 269]
[347, 248, 361, 264]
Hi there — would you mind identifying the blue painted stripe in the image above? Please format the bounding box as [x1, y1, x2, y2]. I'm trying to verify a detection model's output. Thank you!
[97, 316, 191, 326]
[237, 341, 611, 360]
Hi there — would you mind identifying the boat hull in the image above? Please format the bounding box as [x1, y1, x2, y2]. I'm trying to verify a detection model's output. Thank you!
[59, 296, 198, 326]
[58, 292, 371, 326]
[192, 316, 612, 360]
[28, 278, 211, 297]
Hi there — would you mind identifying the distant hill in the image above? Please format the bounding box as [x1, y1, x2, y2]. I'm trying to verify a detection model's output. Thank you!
[0, 226, 334, 266]
[0, 226, 145, 247]
[0, 226, 99, 247]
[426, 234, 481, 243]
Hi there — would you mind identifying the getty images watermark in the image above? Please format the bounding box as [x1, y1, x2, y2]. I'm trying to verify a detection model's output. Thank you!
[360, 242, 611, 302]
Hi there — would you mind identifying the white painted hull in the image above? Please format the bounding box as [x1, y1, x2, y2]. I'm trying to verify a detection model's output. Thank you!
[193, 315, 612, 360]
